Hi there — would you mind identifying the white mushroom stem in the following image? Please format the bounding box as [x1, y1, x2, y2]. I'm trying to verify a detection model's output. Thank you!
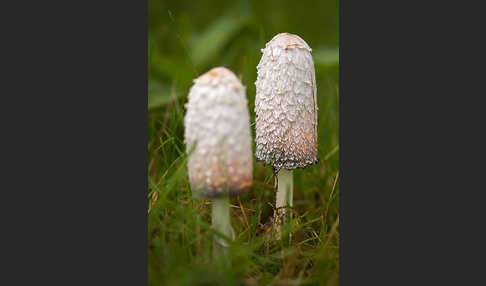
[212, 196, 234, 263]
[275, 169, 293, 231]
[212, 196, 234, 242]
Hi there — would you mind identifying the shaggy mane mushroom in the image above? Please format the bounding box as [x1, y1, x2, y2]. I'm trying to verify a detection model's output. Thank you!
[184, 66, 253, 260]
[254, 33, 318, 234]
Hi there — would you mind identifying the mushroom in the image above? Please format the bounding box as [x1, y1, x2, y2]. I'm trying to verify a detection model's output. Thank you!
[184, 66, 253, 258]
[254, 33, 318, 232]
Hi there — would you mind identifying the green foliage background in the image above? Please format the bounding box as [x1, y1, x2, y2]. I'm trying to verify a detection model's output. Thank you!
[148, 0, 339, 285]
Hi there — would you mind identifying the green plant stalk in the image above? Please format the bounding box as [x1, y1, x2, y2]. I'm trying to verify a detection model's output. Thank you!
[212, 195, 234, 265]
[275, 169, 293, 234]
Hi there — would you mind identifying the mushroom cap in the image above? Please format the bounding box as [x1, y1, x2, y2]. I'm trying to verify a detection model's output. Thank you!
[254, 33, 318, 170]
[184, 67, 253, 198]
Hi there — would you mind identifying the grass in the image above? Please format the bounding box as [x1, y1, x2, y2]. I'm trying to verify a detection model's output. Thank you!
[148, 0, 339, 284]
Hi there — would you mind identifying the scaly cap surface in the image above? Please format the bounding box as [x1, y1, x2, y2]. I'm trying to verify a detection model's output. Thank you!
[254, 33, 318, 170]
[184, 67, 253, 198]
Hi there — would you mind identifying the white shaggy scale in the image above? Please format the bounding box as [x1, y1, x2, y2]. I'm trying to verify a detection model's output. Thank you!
[184, 67, 253, 198]
[255, 33, 318, 170]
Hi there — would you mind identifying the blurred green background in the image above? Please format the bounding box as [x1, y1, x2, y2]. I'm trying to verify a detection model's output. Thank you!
[148, 0, 339, 285]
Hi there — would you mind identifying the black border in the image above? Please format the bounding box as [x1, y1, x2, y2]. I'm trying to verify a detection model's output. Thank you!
[340, 0, 485, 284]
[4, 1, 148, 284]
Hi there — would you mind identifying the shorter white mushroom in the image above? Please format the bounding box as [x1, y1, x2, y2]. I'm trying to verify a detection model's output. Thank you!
[184, 67, 253, 259]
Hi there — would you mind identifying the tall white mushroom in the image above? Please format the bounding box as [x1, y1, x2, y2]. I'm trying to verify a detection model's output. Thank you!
[254, 33, 318, 232]
[184, 67, 253, 258]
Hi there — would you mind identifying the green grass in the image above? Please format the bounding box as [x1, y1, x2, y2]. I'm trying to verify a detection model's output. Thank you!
[148, 0, 339, 284]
